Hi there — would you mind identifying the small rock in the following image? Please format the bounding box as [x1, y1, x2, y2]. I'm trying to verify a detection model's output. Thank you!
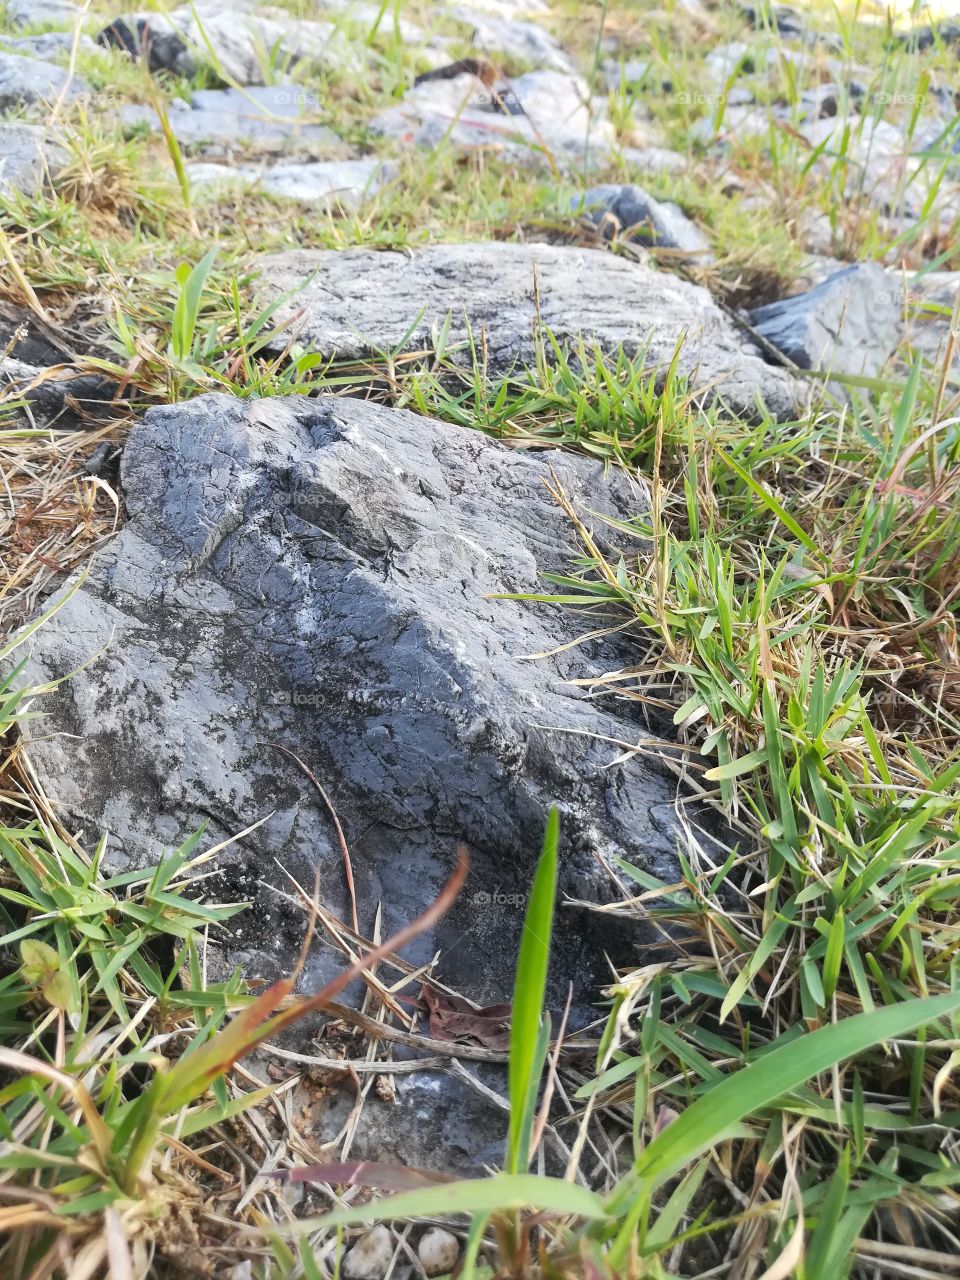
[575, 184, 712, 261]
[418, 1227, 459, 1276]
[83, 443, 120, 481]
[0, 123, 68, 199]
[747, 263, 903, 379]
[343, 1226, 394, 1280]
[0, 51, 89, 110]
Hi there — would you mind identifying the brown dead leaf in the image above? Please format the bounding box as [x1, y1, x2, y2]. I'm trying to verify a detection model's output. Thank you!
[420, 984, 512, 1050]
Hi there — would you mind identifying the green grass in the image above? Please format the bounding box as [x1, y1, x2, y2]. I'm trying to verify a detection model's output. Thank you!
[2, 0, 960, 1274]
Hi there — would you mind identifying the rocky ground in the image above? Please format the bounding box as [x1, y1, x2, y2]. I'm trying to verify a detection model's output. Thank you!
[1, 1, 960, 1277]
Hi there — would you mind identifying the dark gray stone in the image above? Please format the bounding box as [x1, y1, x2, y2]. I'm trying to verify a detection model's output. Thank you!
[255, 243, 797, 418]
[0, 51, 89, 110]
[97, 18, 196, 77]
[0, 304, 117, 429]
[575, 184, 713, 261]
[16, 393, 697, 1013]
[747, 263, 903, 378]
[0, 356, 118, 429]
[0, 302, 71, 365]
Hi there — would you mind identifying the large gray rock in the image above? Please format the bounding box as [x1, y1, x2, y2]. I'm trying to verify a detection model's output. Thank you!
[0, 123, 67, 199]
[747, 263, 903, 378]
[575, 184, 713, 261]
[121, 84, 341, 156]
[17, 393, 693, 1010]
[0, 52, 89, 110]
[255, 243, 802, 419]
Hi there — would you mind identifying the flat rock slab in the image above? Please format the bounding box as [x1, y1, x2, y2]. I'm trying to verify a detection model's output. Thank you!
[17, 393, 696, 1009]
[256, 243, 802, 419]
[748, 263, 903, 379]
[0, 122, 67, 198]
[188, 157, 392, 209]
[371, 69, 615, 170]
[0, 51, 89, 110]
[121, 84, 341, 156]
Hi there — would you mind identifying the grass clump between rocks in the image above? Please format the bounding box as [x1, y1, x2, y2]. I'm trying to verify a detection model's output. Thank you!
[1, 0, 960, 1275]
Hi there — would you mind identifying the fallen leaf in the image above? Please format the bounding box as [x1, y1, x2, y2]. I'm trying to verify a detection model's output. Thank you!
[420, 984, 512, 1050]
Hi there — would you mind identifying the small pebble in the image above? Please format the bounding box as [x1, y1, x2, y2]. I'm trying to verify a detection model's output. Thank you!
[343, 1225, 394, 1280]
[418, 1227, 459, 1276]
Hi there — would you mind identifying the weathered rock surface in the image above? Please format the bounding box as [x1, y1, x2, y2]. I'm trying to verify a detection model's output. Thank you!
[17, 392, 698, 1010]
[451, 6, 573, 71]
[0, 356, 117, 429]
[575, 184, 713, 261]
[0, 123, 67, 199]
[371, 68, 615, 169]
[1, 33, 99, 59]
[4, 0, 81, 24]
[121, 85, 341, 156]
[747, 263, 903, 378]
[97, 18, 200, 77]
[0, 51, 89, 110]
[188, 157, 392, 209]
[0, 305, 116, 429]
[104, 1, 360, 85]
[256, 243, 802, 419]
